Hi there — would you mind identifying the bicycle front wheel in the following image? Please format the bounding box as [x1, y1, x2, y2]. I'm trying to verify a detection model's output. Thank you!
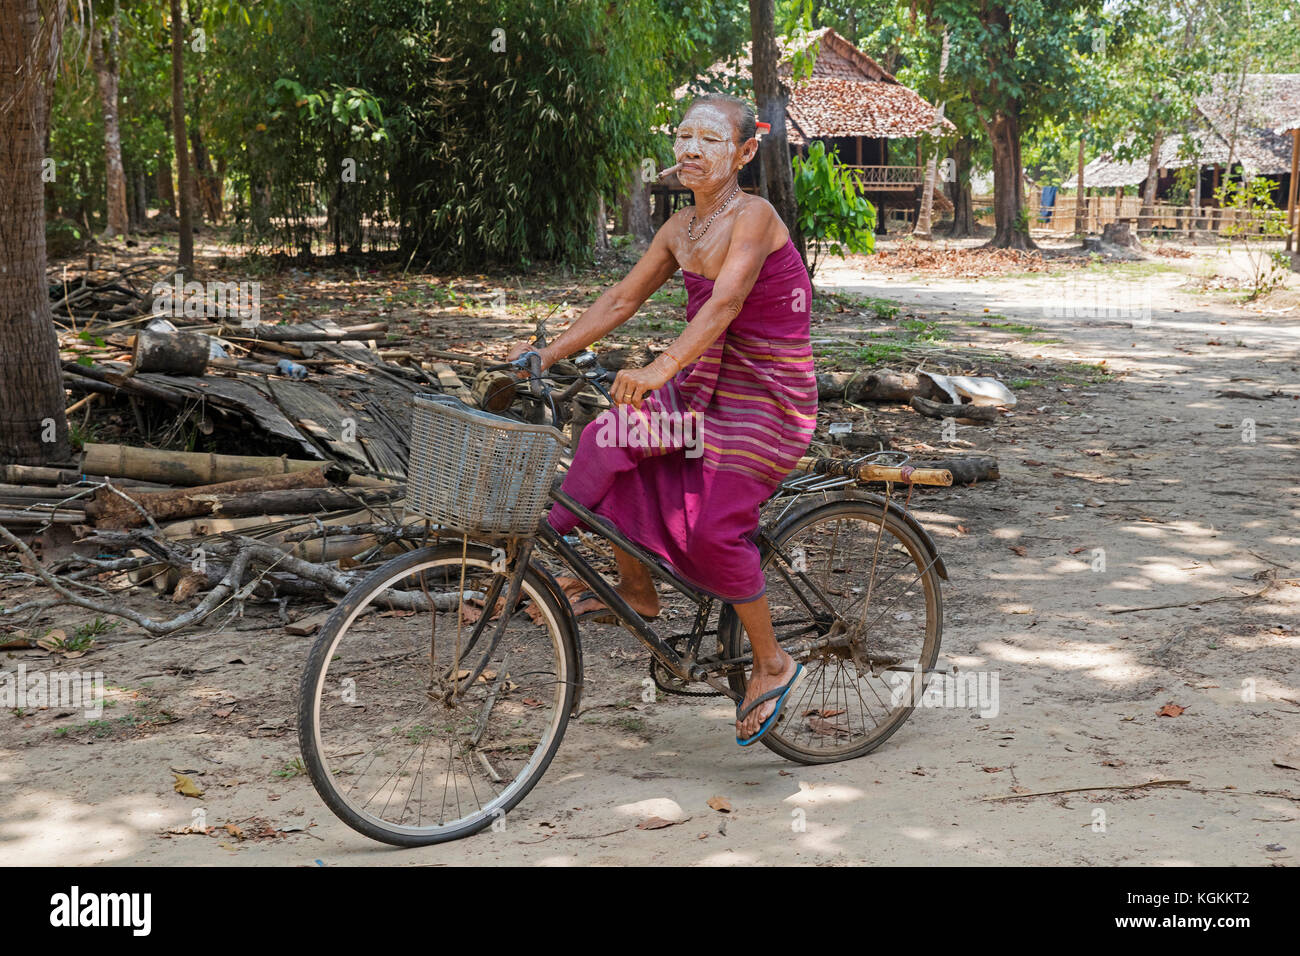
[722, 494, 943, 764]
[298, 543, 578, 846]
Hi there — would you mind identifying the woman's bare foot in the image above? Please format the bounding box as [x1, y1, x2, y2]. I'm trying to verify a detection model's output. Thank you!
[570, 583, 661, 620]
[736, 650, 797, 739]
[570, 543, 662, 620]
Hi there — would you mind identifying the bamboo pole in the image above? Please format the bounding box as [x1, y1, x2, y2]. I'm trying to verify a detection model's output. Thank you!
[82, 443, 326, 485]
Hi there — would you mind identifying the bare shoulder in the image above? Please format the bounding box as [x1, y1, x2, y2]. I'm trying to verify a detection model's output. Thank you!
[731, 195, 789, 254]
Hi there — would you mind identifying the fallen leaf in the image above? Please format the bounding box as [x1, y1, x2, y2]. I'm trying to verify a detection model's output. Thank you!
[521, 698, 544, 708]
[707, 796, 732, 813]
[1101, 759, 1126, 768]
[0, 630, 37, 650]
[1009, 546, 1027, 557]
[1156, 703, 1186, 717]
[981, 766, 1004, 773]
[636, 816, 685, 830]
[172, 772, 204, 798]
[36, 628, 68, 652]
[801, 707, 846, 718]
[808, 715, 851, 737]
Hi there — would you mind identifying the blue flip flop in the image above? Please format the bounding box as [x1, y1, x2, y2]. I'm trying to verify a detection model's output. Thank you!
[736, 663, 806, 747]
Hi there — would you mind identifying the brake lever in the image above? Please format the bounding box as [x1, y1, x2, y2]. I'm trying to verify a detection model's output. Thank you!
[586, 369, 615, 405]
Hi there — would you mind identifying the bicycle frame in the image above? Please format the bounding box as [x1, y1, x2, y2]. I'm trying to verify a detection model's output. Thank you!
[475, 360, 954, 701]
[536, 488, 739, 698]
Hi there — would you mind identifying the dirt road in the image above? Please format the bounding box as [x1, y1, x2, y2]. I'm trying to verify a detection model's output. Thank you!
[3, 245, 1297, 865]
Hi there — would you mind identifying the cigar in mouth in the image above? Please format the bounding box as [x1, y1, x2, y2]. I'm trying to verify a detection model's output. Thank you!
[658, 162, 683, 180]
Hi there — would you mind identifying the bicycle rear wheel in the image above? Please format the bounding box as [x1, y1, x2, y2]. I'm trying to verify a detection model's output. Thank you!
[298, 542, 578, 846]
[722, 494, 943, 764]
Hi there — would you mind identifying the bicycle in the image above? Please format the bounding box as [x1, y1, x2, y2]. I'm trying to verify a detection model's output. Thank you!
[297, 350, 952, 846]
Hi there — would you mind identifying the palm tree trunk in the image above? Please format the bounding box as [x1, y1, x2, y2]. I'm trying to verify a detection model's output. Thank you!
[0, 0, 71, 465]
[913, 31, 949, 240]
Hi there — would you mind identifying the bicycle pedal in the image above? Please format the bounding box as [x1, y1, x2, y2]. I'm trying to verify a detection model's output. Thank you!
[649, 657, 722, 698]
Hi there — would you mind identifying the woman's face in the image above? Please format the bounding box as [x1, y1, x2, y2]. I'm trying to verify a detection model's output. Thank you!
[673, 104, 754, 190]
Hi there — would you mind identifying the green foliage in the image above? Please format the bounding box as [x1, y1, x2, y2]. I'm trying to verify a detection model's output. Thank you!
[1164, 167, 1196, 207]
[212, 0, 674, 266]
[792, 141, 876, 279]
[1214, 176, 1291, 300]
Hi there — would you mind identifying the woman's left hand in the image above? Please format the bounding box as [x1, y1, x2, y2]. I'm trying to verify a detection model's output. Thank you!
[610, 356, 676, 409]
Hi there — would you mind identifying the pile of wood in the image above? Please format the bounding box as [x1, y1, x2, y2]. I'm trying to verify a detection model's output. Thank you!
[49, 261, 164, 324]
[0, 438, 430, 636]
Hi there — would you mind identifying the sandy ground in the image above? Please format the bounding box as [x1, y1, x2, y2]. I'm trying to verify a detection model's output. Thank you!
[2, 241, 1298, 866]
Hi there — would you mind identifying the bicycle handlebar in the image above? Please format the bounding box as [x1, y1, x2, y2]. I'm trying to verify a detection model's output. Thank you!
[480, 350, 616, 424]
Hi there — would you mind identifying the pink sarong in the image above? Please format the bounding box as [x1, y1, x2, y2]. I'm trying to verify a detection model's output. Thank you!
[548, 237, 817, 603]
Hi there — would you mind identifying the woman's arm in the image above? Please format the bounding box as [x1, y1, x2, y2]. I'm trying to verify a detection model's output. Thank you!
[509, 223, 681, 369]
[611, 201, 781, 408]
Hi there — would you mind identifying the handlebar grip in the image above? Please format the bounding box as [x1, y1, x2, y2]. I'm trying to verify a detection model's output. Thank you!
[525, 352, 544, 398]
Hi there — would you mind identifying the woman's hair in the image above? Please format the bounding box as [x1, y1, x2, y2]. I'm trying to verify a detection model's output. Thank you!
[683, 93, 757, 143]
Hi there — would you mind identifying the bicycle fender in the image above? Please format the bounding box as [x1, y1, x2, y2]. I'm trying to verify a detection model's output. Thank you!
[527, 560, 586, 715]
[768, 491, 949, 581]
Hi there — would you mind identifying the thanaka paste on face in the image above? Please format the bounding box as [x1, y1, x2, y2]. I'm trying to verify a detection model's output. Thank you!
[674, 103, 743, 188]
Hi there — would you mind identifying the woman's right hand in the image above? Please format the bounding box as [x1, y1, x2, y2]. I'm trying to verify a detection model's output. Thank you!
[504, 341, 553, 373]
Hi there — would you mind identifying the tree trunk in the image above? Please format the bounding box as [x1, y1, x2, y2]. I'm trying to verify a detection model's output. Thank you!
[1188, 158, 1200, 238]
[1075, 132, 1086, 236]
[1140, 131, 1163, 232]
[190, 113, 221, 224]
[750, 0, 806, 269]
[158, 153, 176, 217]
[616, 163, 653, 242]
[593, 194, 608, 251]
[131, 162, 148, 229]
[170, 0, 194, 276]
[91, 1, 128, 239]
[942, 135, 974, 237]
[985, 108, 1035, 249]
[0, 0, 71, 465]
[913, 31, 949, 240]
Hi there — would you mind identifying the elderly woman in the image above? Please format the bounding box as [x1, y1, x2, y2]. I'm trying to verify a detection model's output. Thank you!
[508, 94, 817, 745]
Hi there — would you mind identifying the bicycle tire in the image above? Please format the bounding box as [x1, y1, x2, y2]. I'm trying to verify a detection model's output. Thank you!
[298, 542, 579, 846]
[721, 495, 943, 765]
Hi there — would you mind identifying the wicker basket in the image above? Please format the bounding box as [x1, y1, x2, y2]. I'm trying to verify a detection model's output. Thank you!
[406, 394, 565, 535]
